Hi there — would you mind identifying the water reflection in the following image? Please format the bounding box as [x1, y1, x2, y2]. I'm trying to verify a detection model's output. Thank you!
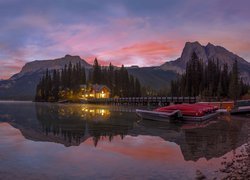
[0, 102, 249, 162]
[35, 103, 136, 147]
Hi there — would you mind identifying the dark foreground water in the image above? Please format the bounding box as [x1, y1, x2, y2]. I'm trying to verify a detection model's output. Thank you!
[0, 101, 249, 179]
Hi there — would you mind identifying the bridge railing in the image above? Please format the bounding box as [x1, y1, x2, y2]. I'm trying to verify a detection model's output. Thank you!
[86, 96, 197, 105]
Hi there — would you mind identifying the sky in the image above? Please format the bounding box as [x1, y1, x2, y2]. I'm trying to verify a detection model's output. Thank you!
[0, 0, 250, 79]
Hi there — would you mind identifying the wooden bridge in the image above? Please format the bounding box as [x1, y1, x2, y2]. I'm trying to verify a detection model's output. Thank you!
[86, 96, 197, 105]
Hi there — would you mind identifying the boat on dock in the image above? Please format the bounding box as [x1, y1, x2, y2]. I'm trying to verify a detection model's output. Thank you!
[136, 103, 219, 122]
[230, 100, 250, 115]
[135, 109, 182, 122]
[58, 100, 69, 103]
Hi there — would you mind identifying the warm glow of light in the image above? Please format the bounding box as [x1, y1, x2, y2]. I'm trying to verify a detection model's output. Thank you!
[78, 106, 111, 120]
[100, 109, 105, 116]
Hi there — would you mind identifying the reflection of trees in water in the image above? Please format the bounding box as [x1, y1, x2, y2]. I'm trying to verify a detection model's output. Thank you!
[1, 102, 247, 162]
[35, 104, 248, 161]
[35, 104, 136, 146]
[127, 115, 248, 161]
[181, 116, 247, 161]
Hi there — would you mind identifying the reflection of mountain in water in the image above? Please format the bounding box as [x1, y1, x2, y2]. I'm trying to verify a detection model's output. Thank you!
[0, 102, 248, 161]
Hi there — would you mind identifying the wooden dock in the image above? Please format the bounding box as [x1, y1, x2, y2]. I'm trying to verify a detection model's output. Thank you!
[85, 96, 197, 105]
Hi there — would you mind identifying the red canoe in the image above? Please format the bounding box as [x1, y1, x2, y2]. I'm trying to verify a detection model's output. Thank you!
[136, 103, 219, 122]
[155, 104, 218, 117]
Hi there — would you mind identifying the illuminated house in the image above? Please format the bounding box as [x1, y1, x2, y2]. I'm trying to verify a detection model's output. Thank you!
[80, 84, 111, 99]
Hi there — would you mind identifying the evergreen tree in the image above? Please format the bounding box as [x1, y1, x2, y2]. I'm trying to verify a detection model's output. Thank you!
[229, 59, 239, 100]
[170, 53, 248, 99]
[80, 65, 86, 84]
[221, 64, 229, 97]
[52, 69, 60, 101]
[62, 64, 67, 89]
[135, 78, 141, 97]
[129, 75, 135, 97]
[92, 58, 101, 84]
[108, 63, 114, 95]
[67, 62, 72, 88]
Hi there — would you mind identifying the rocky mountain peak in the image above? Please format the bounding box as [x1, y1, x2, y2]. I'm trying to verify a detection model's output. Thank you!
[19, 55, 91, 75]
[8, 55, 92, 80]
[160, 41, 250, 83]
[64, 54, 81, 60]
[206, 42, 214, 47]
[181, 41, 208, 63]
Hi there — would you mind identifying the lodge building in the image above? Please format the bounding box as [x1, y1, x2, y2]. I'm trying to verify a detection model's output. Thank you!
[80, 84, 111, 99]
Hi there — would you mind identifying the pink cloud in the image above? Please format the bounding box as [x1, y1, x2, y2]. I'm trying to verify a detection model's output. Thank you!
[1, 13, 250, 80]
[96, 41, 181, 66]
[84, 135, 183, 161]
[0, 59, 26, 79]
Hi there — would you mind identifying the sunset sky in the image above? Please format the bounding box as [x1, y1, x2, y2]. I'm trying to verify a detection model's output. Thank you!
[0, 0, 250, 79]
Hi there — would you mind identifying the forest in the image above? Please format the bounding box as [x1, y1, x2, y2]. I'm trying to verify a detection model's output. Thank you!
[170, 52, 249, 100]
[35, 58, 141, 102]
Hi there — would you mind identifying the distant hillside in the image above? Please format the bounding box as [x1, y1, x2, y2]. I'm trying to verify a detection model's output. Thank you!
[160, 42, 250, 83]
[0, 71, 42, 100]
[127, 67, 177, 90]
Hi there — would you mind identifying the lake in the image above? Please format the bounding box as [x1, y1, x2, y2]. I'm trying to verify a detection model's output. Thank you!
[0, 101, 249, 179]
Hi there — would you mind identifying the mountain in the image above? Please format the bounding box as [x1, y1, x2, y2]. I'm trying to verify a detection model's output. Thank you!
[0, 55, 177, 100]
[1, 41, 249, 100]
[0, 55, 92, 100]
[11, 54, 92, 80]
[160, 42, 250, 83]
[127, 67, 177, 90]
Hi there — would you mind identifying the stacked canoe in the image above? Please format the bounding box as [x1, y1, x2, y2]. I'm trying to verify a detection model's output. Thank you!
[136, 103, 219, 122]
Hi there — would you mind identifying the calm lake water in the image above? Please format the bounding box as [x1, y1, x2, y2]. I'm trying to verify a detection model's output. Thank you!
[0, 101, 249, 179]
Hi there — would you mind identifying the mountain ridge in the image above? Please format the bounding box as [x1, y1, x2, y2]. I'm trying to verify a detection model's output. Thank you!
[10, 55, 92, 80]
[0, 54, 176, 100]
[0, 41, 249, 100]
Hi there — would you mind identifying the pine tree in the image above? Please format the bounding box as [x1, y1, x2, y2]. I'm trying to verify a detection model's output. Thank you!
[62, 64, 67, 89]
[81, 66, 86, 84]
[67, 62, 73, 89]
[170, 54, 248, 99]
[135, 78, 141, 97]
[229, 59, 239, 100]
[108, 63, 114, 95]
[35, 79, 42, 101]
[52, 69, 60, 101]
[92, 58, 101, 84]
[129, 75, 135, 97]
[221, 64, 229, 97]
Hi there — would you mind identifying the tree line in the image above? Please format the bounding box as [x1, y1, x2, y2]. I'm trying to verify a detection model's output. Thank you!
[35, 59, 141, 102]
[90, 58, 141, 97]
[170, 52, 249, 100]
